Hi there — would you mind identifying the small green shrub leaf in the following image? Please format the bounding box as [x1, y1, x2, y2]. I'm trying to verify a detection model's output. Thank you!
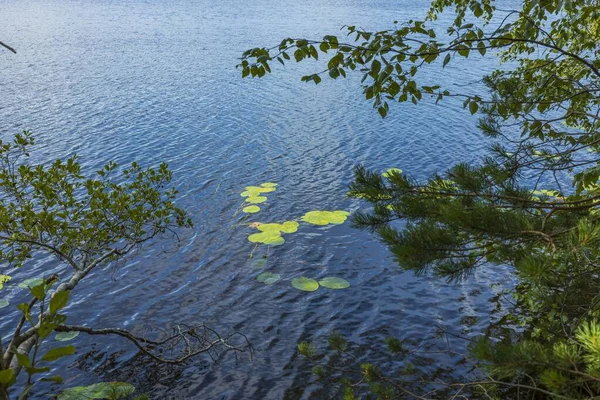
[41, 345, 76, 362]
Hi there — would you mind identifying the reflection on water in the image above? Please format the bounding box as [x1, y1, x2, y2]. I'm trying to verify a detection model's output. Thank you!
[0, 0, 516, 398]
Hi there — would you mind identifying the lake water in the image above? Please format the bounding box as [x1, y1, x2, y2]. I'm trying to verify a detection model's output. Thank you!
[0, 0, 516, 398]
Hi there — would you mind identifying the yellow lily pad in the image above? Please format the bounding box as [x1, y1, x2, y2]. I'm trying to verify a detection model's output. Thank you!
[301, 210, 350, 226]
[244, 186, 276, 193]
[280, 221, 299, 233]
[318, 277, 350, 289]
[243, 205, 261, 213]
[256, 221, 299, 234]
[256, 272, 281, 285]
[248, 232, 285, 246]
[260, 182, 278, 188]
[292, 277, 319, 292]
[245, 196, 268, 204]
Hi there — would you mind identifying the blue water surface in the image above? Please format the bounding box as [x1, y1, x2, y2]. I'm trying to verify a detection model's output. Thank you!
[0, 0, 517, 398]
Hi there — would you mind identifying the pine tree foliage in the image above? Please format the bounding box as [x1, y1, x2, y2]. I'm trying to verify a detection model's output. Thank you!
[242, 0, 600, 397]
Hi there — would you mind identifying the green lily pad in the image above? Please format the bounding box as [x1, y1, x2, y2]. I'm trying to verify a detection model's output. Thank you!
[257, 223, 284, 233]
[301, 210, 350, 226]
[245, 196, 267, 204]
[292, 277, 319, 292]
[248, 232, 285, 246]
[0, 298, 8, 309]
[382, 168, 403, 178]
[256, 221, 299, 234]
[251, 259, 267, 269]
[243, 205, 261, 213]
[55, 331, 80, 342]
[280, 221, 299, 233]
[256, 272, 281, 285]
[260, 182, 278, 188]
[0, 275, 11, 290]
[18, 278, 44, 289]
[244, 186, 276, 193]
[318, 277, 350, 289]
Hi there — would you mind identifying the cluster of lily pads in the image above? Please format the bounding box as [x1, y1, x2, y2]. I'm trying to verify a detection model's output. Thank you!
[245, 210, 350, 246]
[255, 272, 350, 292]
[241, 182, 277, 214]
[238, 181, 353, 291]
[248, 221, 299, 246]
[238, 182, 352, 247]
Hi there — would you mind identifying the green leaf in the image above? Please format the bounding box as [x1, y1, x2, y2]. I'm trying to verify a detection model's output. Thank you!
[55, 331, 80, 342]
[457, 46, 470, 57]
[318, 277, 350, 289]
[469, 101, 479, 115]
[371, 59, 381, 75]
[378, 106, 388, 118]
[15, 352, 31, 368]
[17, 303, 32, 324]
[242, 205, 261, 214]
[50, 291, 70, 314]
[41, 345, 76, 362]
[0, 369, 15, 387]
[25, 366, 50, 375]
[442, 53, 451, 68]
[29, 283, 46, 301]
[477, 41, 486, 56]
[41, 375, 64, 384]
[256, 272, 281, 285]
[292, 277, 319, 292]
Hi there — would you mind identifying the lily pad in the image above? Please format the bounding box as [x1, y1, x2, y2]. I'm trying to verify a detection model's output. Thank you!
[281, 221, 299, 233]
[292, 277, 319, 292]
[318, 277, 350, 289]
[251, 259, 267, 269]
[383, 168, 403, 178]
[248, 232, 285, 246]
[245, 196, 268, 204]
[260, 182, 278, 188]
[244, 186, 276, 193]
[18, 278, 44, 289]
[0, 275, 11, 290]
[243, 205, 261, 213]
[257, 223, 284, 233]
[301, 210, 350, 226]
[256, 272, 281, 285]
[0, 298, 8, 309]
[55, 331, 80, 342]
[256, 221, 299, 234]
